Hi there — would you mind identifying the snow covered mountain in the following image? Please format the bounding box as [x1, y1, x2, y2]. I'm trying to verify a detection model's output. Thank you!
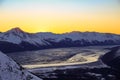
[0, 51, 42, 80]
[101, 46, 120, 70]
[0, 27, 120, 53]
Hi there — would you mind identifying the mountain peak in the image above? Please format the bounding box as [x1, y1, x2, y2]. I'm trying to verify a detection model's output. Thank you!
[71, 31, 81, 33]
[10, 27, 23, 32]
[6, 27, 26, 35]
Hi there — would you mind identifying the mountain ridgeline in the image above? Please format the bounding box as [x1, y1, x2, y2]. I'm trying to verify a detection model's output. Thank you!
[0, 28, 120, 53]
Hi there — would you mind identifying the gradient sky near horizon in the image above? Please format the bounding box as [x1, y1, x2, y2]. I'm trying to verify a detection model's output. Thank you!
[0, 0, 120, 34]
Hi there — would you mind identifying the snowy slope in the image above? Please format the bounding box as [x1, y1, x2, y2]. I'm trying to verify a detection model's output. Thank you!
[101, 46, 120, 70]
[0, 28, 120, 45]
[36, 31, 120, 43]
[0, 51, 42, 80]
[0, 28, 47, 46]
[0, 27, 120, 53]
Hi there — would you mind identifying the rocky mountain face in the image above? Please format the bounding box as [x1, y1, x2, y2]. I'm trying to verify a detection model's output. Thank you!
[0, 51, 42, 80]
[0, 27, 120, 53]
[101, 46, 120, 70]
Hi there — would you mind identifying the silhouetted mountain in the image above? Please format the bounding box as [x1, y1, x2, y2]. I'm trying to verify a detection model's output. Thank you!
[101, 46, 120, 70]
[0, 27, 120, 53]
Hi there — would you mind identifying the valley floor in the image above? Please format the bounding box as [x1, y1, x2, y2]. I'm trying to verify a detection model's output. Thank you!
[7, 45, 120, 80]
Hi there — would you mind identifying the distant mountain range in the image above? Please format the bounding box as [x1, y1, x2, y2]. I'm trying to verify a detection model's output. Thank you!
[0, 27, 120, 53]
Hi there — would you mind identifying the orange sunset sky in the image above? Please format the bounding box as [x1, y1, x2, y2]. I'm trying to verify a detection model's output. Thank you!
[0, 0, 120, 34]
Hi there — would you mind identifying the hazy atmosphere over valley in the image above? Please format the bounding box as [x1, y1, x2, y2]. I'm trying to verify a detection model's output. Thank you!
[0, 0, 120, 80]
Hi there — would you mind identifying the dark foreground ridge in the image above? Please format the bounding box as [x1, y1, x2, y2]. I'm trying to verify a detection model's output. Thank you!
[101, 46, 120, 70]
[34, 67, 120, 80]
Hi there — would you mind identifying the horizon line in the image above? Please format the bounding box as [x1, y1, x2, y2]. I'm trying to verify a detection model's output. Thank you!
[0, 27, 120, 35]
